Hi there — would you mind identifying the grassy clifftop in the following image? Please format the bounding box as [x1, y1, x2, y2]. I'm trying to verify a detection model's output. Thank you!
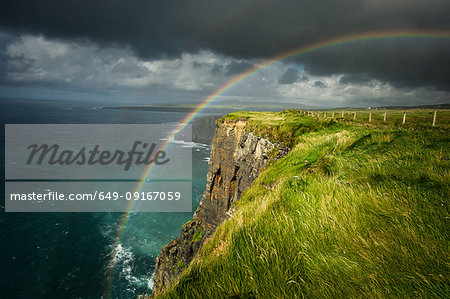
[156, 110, 449, 298]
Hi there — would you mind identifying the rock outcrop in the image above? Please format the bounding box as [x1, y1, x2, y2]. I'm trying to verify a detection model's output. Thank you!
[151, 118, 284, 296]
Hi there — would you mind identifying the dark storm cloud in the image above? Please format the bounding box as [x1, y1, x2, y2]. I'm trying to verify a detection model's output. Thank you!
[278, 68, 299, 84]
[301, 38, 450, 90]
[210, 64, 224, 75]
[193, 61, 205, 69]
[0, 0, 449, 90]
[208, 60, 254, 76]
[339, 73, 371, 85]
[0, 31, 16, 83]
[225, 61, 253, 76]
[314, 81, 326, 88]
[6, 55, 35, 73]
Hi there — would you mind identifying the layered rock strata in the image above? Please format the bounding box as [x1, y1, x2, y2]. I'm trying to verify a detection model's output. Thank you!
[152, 118, 285, 296]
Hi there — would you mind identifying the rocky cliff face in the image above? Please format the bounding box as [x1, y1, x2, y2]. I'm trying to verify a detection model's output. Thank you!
[151, 118, 284, 296]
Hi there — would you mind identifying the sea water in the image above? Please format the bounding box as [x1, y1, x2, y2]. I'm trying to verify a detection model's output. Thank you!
[0, 98, 213, 298]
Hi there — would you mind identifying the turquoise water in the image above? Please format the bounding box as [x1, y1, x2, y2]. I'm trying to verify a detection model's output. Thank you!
[0, 98, 212, 298]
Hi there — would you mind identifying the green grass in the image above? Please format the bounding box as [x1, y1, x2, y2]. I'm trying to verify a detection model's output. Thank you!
[176, 261, 186, 271]
[313, 109, 450, 130]
[153, 111, 449, 298]
[192, 226, 204, 243]
[218, 110, 337, 148]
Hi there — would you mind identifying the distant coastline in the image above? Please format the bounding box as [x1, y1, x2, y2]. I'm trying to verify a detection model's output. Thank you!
[100, 103, 297, 114]
[101, 105, 200, 113]
[101, 103, 450, 113]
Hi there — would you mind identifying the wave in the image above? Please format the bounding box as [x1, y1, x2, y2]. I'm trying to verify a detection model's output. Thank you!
[159, 137, 211, 149]
[111, 243, 154, 295]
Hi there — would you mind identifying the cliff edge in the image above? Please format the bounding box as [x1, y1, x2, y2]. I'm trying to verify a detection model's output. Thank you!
[152, 116, 286, 295]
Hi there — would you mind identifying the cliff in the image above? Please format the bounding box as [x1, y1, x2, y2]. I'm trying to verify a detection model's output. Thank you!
[151, 117, 287, 295]
[149, 110, 449, 298]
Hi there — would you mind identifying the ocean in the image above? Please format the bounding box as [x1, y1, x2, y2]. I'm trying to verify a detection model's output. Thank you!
[0, 98, 214, 298]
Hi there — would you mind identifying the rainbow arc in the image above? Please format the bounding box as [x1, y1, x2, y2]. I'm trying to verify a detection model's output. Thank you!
[104, 29, 450, 298]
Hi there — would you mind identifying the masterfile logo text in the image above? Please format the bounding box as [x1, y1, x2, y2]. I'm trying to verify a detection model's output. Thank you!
[26, 141, 170, 171]
[5, 124, 192, 212]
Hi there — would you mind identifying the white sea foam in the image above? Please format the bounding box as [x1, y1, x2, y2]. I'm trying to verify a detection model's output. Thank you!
[112, 243, 154, 293]
[170, 139, 195, 148]
[193, 142, 210, 149]
[160, 136, 211, 149]
[115, 244, 134, 280]
[174, 140, 211, 150]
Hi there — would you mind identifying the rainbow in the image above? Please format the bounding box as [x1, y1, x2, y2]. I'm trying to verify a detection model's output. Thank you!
[104, 29, 450, 297]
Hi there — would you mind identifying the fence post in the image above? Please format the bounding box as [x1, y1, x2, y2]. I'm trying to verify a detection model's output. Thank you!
[402, 112, 406, 124]
[342, 111, 344, 118]
[369, 112, 372, 122]
[383, 112, 387, 122]
[354, 112, 356, 120]
[332, 112, 335, 118]
[432, 110, 437, 127]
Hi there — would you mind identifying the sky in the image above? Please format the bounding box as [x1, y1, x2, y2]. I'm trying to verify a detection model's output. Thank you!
[0, 0, 449, 108]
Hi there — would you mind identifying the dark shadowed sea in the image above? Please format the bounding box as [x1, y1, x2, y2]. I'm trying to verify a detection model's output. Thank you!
[0, 98, 213, 298]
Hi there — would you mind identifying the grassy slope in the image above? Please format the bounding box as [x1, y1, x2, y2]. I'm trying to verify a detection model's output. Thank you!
[158, 110, 449, 298]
